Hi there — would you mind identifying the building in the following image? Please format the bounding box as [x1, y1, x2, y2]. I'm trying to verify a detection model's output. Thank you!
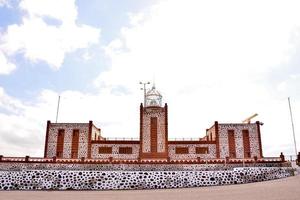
[44, 85, 263, 161]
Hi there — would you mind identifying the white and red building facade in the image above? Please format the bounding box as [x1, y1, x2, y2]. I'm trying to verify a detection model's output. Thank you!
[44, 86, 263, 161]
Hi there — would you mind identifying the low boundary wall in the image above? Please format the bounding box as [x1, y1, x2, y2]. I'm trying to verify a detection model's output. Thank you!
[0, 167, 293, 190]
[0, 162, 290, 171]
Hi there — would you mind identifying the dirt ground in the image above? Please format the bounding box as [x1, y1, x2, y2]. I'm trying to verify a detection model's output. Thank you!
[0, 175, 299, 200]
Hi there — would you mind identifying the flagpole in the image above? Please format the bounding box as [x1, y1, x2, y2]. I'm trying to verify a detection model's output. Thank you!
[288, 97, 297, 159]
[55, 95, 61, 123]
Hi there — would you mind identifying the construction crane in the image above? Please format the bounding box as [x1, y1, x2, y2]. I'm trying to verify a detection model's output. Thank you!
[242, 113, 258, 124]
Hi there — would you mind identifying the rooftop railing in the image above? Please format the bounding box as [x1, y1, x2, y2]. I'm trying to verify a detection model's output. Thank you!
[103, 137, 139, 141]
[0, 155, 287, 165]
[100, 138, 202, 141]
[168, 138, 200, 141]
[94, 137, 209, 141]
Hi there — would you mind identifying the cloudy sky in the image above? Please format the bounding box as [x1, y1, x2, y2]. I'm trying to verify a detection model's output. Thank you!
[0, 0, 299, 158]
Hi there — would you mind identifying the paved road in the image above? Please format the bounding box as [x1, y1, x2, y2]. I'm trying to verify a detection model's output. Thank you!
[0, 175, 299, 200]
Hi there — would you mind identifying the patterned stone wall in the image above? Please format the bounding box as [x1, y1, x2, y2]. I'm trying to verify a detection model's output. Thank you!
[46, 123, 90, 158]
[142, 108, 166, 153]
[44, 121, 262, 161]
[0, 167, 293, 190]
[91, 144, 139, 159]
[168, 144, 216, 160]
[218, 124, 260, 159]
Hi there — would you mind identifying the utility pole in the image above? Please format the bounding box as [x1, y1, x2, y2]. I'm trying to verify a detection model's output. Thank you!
[288, 97, 298, 160]
[55, 95, 61, 123]
[139, 81, 150, 106]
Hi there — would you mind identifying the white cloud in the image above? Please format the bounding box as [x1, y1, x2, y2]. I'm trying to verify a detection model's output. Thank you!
[0, 51, 15, 74]
[99, 0, 300, 87]
[1, 0, 300, 158]
[19, 0, 77, 23]
[82, 51, 92, 61]
[277, 81, 287, 92]
[276, 75, 300, 98]
[94, 0, 300, 156]
[0, 87, 45, 156]
[0, 0, 10, 7]
[0, 0, 100, 71]
[0, 87, 141, 156]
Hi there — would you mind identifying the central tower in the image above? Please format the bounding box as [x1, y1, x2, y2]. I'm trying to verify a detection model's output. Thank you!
[139, 85, 168, 160]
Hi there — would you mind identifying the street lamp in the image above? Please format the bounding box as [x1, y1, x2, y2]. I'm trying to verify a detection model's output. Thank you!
[139, 81, 150, 106]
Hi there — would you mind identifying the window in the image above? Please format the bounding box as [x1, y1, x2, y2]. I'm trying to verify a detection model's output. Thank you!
[119, 147, 133, 154]
[196, 147, 209, 154]
[98, 147, 112, 154]
[175, 147, 189, 154]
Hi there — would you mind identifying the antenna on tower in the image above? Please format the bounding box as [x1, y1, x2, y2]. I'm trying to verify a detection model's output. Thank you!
[139, 81, 150, 106]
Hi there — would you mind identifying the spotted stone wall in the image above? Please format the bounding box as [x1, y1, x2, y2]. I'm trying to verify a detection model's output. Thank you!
[142, 108, 166, 153]
[0, 167, 293, 190]
[46, 123, 90, 158]
[168, 144, 216, 160]
[91, 144, 139, 159]
[218, 124, 260, 159]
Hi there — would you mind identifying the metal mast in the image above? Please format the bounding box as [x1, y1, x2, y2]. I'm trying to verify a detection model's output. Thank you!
[288, 97, 298, 158]
[55, 95, 61, 123]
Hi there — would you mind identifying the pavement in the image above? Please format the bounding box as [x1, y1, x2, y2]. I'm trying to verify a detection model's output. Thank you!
[0, 173, 300, 200]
